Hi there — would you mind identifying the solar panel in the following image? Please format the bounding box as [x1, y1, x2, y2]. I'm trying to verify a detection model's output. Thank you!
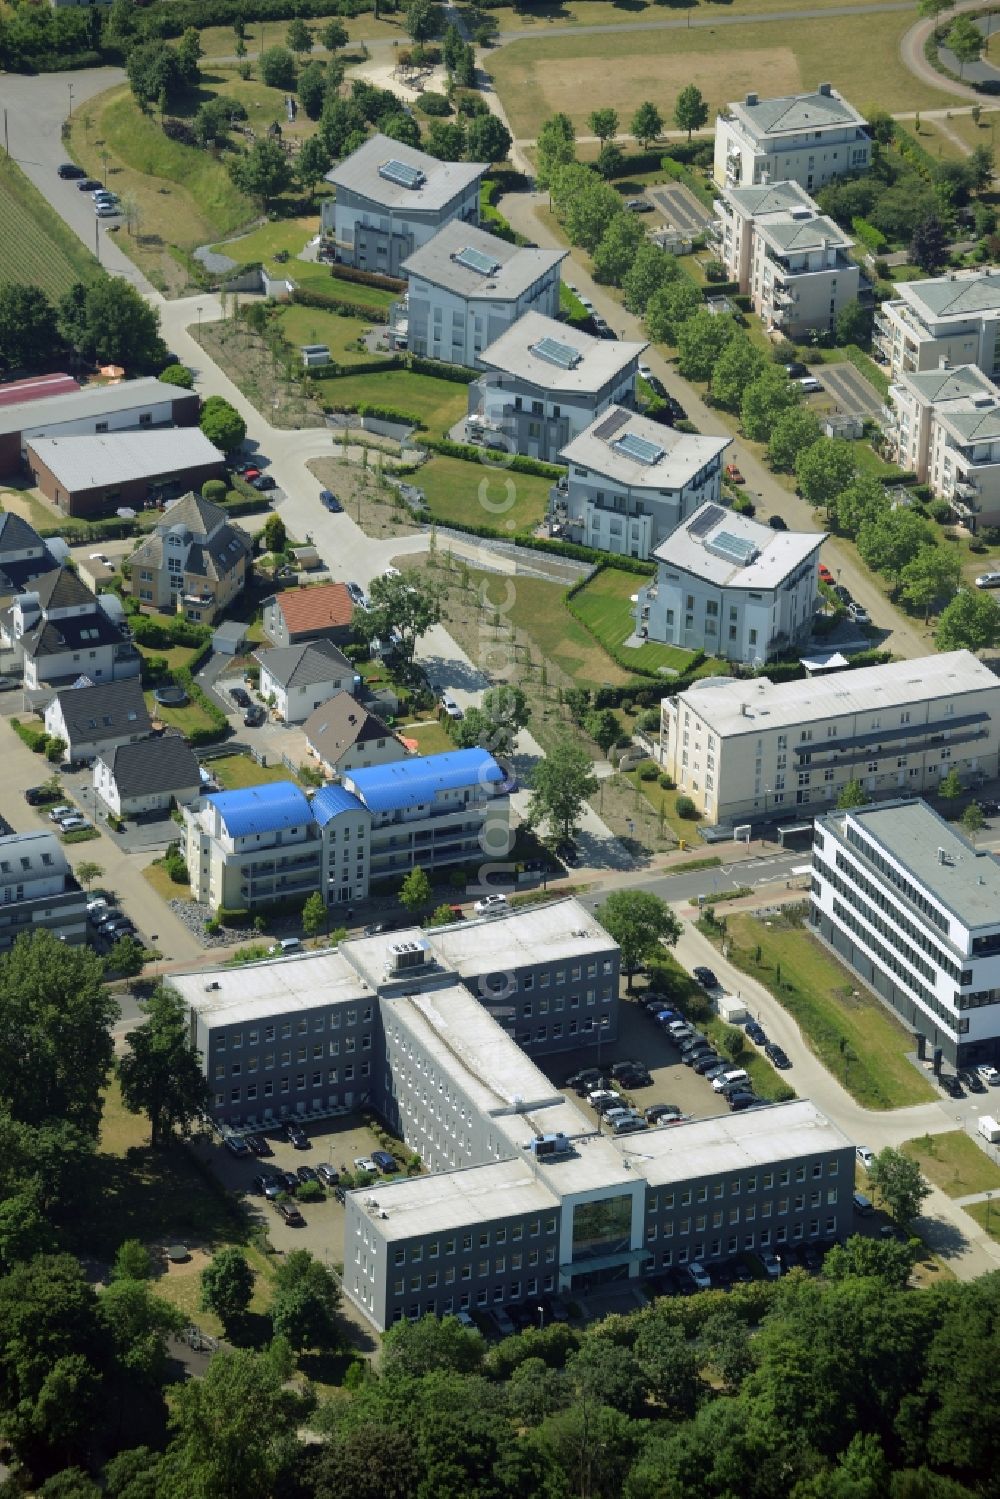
[453, 246, 501, 276]
[591, 409, 630, 442]
[687, 503, 724, 539]
[378, 159, 425, 190]
[532, 336, 581, 370]
[613, 431, 664, 465]
[707, 530, 759, 566]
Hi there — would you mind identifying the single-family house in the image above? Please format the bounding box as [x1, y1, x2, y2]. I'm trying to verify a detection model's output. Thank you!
[304, 691, 406, 777]
[44, 676, 151, 765]
[93, 733, 201, 818]
[255, 639, 357, 724]
[262, 582, 354, 648]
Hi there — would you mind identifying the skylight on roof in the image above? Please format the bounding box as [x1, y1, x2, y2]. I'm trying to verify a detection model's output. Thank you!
[453, 246, 501, 276]
[531, 336, 581, 370]
[379, 159, 425, 190]
[613, 431, 664, 465]
[707, 530, 760, 567]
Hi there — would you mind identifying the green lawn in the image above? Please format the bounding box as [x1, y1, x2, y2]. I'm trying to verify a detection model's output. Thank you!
[404, 720, 455, 756]
[711, 910, 937, 1110]
[0, 153, 100, 297]
[209, 753, 297, 789]
[419, 453, 551, 533]
[212, 215, 317, 272]
[468, 569, 636, 688]
[293, 260, 399, 310]
[145, 690, 218, 739]
[572, 566, 697, 676]
[143, 857, 190, 902]
[276, 304, 389, 369]
[902, 1132, 1000, 1200]
[315, 369, 469, 434]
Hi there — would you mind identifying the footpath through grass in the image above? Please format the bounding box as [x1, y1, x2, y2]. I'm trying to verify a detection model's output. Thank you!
[0, 153, 101, 297]
[903, 1131, 1000, 1200]
[702, 908, 937, 1110]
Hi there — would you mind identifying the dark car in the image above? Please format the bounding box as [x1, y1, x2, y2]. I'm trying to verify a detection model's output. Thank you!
[246, 1133, 272, 1157]
[645, 374, 666, 398]
[317, 1163, 340, 1186]
[274, 1169, 299, 1194]
[668, 398, 687, 421]
[693, 966, 718, 989]
[693, 1052, 724, 1075]
[223, 1134, 251, 1158]
[556, 840, 581, 866]
[296, 1165, 320, 1185]
[959, 1069, 987, 1094]
[978, 797, 1000, 816]
[252, 474, 277, 491]
[645, 1103, 682, 1124]
[615, 1068, 653, 1088]
[610, 1060, 647, 1080]
[77, 177, 102, 191]
[801, 1244, 824, 1272]
[58, 162, 85, 179]
[765, 1043, 792, 1070]
[24, 786, 60, 806]
[834, 584, 852, 605]
[283, 1122, 309, 1149]
[319, 489, 343, 512]
[274, 1200, 305, 1225]
[940, 1074, 964, 1098]
[745, 1021, 767, 1045]
[253, 1174, 284, 1199]
[768, 514, 788, 531]
[333, 1184, 347, 1204]
[371, 1150, 398, 1174]
[784, 361, 807, 377]
[728, 1090, 758, 1111]
[230, 687, 251, 709]
[566, 1067, 603, 1090]
[243, 705, 266, 727]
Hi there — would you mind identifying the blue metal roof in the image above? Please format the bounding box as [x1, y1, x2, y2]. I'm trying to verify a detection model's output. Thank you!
[312, 783, 367, 826]
[206, 781, 312, 838]
[345, 748, 503, 813]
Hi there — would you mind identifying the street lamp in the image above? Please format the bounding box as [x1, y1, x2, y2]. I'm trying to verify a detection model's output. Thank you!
[988, 1191, 994, 1237]
[68, 83, 74, 119]
[537, 1304, 544, 1329]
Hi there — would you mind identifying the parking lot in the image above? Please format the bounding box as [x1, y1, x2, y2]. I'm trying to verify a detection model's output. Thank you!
[808, 360, 884, 421]
[648, 183, 715, 235]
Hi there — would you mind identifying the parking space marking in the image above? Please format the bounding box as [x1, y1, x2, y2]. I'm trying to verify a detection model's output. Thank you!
[649, 184, 714, 235]
[810, 360, 884, 421]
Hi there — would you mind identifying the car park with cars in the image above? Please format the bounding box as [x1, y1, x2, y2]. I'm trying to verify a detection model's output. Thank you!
[283, 1122, 309, 1149]
[978, 1063, 1000, 1086]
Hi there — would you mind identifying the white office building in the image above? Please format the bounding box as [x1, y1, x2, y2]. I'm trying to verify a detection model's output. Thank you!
[875, 268, 1000, 384]
[392, 220, 566, 365]
[715, 181, 859, 339]
[812, 798, 1000, 1068]
[321, 134, 488, 277]
[467, 312, 646, 463]
[714, 84, 871, 193]
[883, 363, 1000, 531]
[660, 650, 1000, 826]
[557, 406, 730, 560]
[635, 501, 823, 665]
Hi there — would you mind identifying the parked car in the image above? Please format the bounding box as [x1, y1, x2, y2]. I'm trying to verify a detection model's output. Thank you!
[254, 1174, 283, 1199]
[371, 1150, 398, 1174]
[798, 375, 822, 393]
[319, 489, 343, 512]
[625, 196, 652, 212]
[354, 1155, 378, 1174]
[346, 581, 366, 605]
[765, 1043, 791, 1069]
[940, 1073, 964, 1098]
[745, 1020, 767, 1045]
[615, 1068, 652, 1088]
[223, 1134, 251, 1158]
[834, 584, 852, 605]
[283, 1122, 309, 1149]
[713, 1070, 750, 1093]
[252, 474, 276, 491]
[58, 816, 90, 832]
[25, 786, 60, 806]
[693, 1052, 724, 1075]
[230, 686, 251, 709]
[693, 966, 718, 989]
[274, 1200, 305, 1225]
[440, 693, 463, 720]
[48, 805, 73, 823]
[975, 572, 1000, 589]
[978, 1063, 1000, 1086]
[474, 893, 508, 916]
[645, 1103, 681, 1124]
[95, 201, 120, 218]
[490, 1307, 516, 1337]
[77, 178, 102, 191]
[274, 1170, 299, 1194]
[856, 1146, 876, 1171]
[847, 601, 871, 625]
[58, 162, 86, 179]
[959, 1068, 987, 1094]
[768, 514, 788, 531]
[759, 1249, 782, 1278]
[611, 1114, 648, 1135]
[241, 467, 261, 482]
[246, 1133, 272, 1157]
[317, 1163, 340, 1186]
[687, 1261, 712, 1291]
[728, 1090, 758, 1111]
[296, 1165, 320, 1184]
[853, 1190, 874, 1216]
[566, 1067, 603, 1091]
[725, 464, 745, 484]
[667, 397, 687, 421]
[243, 705, 266, 727]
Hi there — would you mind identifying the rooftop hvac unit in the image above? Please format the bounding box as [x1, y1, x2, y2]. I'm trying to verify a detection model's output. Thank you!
[389, 940, 430, 974]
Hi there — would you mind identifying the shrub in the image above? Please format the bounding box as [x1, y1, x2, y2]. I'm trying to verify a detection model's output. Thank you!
[676, 794, 698, 819]
[659, 773, 675, 790]
[929, 499, 951, 524]
[202, 478, 227, 504]
[205, 918, 222, 935]
[296, 1178, 324, 1202]
[638, 762, 660, 781]
[418, 91, 452, 116]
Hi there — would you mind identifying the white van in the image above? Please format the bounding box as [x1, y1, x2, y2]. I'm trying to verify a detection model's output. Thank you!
[979, 1115, 1000, 1144]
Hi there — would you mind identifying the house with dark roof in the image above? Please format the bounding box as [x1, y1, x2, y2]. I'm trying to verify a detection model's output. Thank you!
[127, 491, 252, 624]
[0, 512, 63, 606]
[263, 582, 354, 649]
[93, 733, 201, 817]
[304, 690, 406, 776]
[44, 676, 151, 765]
[254, 639, 357, 724]
[4, 565, 140, 693]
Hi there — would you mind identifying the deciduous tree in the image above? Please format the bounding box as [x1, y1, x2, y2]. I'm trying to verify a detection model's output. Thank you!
[321, 18, 349, 51]
[381, 1314, 486, 1377]
[740, 365, 800, 441]
[118, 988, 211, 1148]
[593, 211, 644, 285]
[909, 214, 949, 273]
[302, 891, 327, 938]
[710, 334, 764, 412]
[270, 1250, 341, 1350]
[766, 406, 822, 472]
[794, 437, 858, 515]
[589, 107, 619, 143]
[399, 866, 433, 912]
[527, 738, 599, 843]
[935, 586, 1000, 652]
[622, 241, 678, 313]
[228, 138, 292, 209]
[645, 278, 704, 348]
[286, 16, 313, 53]
[868, 1146, 931, 1227]
[631, 101, 663, 148]
[0, 284, 62, 373]
[259, 45, 297, 89]
[898, 543, 961, 619]
[674, 308, 737, 380]
[674, 84, 708, 141]
[360, 568, 444, 665]
[596, 890, 682, 990]
[837, 779, 869, 809]
[200, 1247, 255, 1329]
[857, 508, 934, 585]
[465, 113, 512, 164]
[536, 113, 576, 190]
[200, 394, 247, 453]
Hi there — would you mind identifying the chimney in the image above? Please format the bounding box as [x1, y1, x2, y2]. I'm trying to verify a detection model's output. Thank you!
[818, 82, 832, 96]
[745, 92, 758, 107]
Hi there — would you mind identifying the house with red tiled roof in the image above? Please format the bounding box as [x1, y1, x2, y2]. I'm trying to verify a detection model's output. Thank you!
[262, 582, 355, 648]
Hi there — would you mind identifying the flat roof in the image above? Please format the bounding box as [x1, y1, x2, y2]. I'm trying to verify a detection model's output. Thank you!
[26, 428, 223, 491]
[428, 896, 617, 973]
[559, 405, 730, 489]
[757, 212, 853, 254]
[653, 500, 823, 588]
[897, 268, 1000, 322]
[171, 949, 368, 1029]
[830, 799, 1000, 929]
[325, 132, 487, 213]
[477, 311, 646, 393]
[625, 1099, 853, 1187]
[0, 377, 183, 438]
[401, 219, 566, 301]
[724, 181, 817, 218]
[349, 1156, 560, 1241]
[673, 649, 998, 738]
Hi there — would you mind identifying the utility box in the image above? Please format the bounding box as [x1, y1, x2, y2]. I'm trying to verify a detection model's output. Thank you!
[978, 1115, 1000, 1144]
[716, 993, 748, 1023]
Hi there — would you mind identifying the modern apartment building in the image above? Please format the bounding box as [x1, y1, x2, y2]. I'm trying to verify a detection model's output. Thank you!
[883, 363, 1000, 531]
[467, 312, 645, 463]
[715, 181, 858, 339]
[393, 220, 565, 364]
[811, 798, 1000, 1068]
[635, 502, 823, 665]
[322, 134, 488, 277]
[714, 84, 870, 193]
[660, 650, 1000, 826]
[558, 406, 730, 560]
[0, 829, 88, 951]
[182, 749, 509, 912]
[127, 491, 252, 625]
[875, 269, 1000, 384]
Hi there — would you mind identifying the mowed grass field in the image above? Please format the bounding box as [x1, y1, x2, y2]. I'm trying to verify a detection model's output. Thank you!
[0, 153, 100, 297]
[458, 0, 910, 29]
[466, 567, 636, 687]
[489, 10, 954, 139]
[902, 1131, 1000, 1200]
[419, 453, 552, 532]
[314, 368, 469, 432]
[572, 565, 697, 675]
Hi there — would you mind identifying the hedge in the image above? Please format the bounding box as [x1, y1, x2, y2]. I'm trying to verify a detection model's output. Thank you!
[422, 436, 565, 479]
[327, 264, 406, 295]
[409, 356, 480, 385]
[311, 355, 406, 380]
[322, 400, 427, 428]
[290, 286, 389, 323]
[172, 664, 229, 745]
[130, 0, 393, 44]
[702, 281, 740, 299]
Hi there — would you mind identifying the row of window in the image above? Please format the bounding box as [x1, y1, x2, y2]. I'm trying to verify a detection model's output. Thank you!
[385, 1277, 555, 1323]
[646, 1158, 837, 1213]
[386, 1218, 558, 1266]
[215, 1062, 370, 1105]
[646, 1191, 837, 1237]
[213, 1038, 372, 1077]
[824, 897, 964, 1036]
[212, 1009, 374, 1048]
[845, 823, 950, 933]
[814, 853, 945, 989]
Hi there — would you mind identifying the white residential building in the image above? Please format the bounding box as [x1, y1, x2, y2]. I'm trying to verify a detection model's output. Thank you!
[812, 798, 1000, 1068]
[558, 406, 730, 560]
[321, 134, 488, 277]
[715, 181, 858, 339]
[4, 566, 140, 694]
[0, 830, 88, 950]
[714, 84, 871, 193]
[94, 734, 201, 818]
[254, 640, 357, 725]
[44, 677, 151, 766]
[884, 363, 1000, 530]
[467, 312, 646, 463]
[393, 219, 566, 364]
[660, 650, 1000, 826]
[635, 501, 824, 665]
[875, 268, 1000, 384]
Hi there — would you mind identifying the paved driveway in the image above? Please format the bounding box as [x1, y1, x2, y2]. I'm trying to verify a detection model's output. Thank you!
[648, 183, 715, 235]
[810, 360, 885, 421]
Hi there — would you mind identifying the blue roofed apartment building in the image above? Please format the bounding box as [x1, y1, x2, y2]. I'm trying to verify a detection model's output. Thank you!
[182, 747, 509, 913]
